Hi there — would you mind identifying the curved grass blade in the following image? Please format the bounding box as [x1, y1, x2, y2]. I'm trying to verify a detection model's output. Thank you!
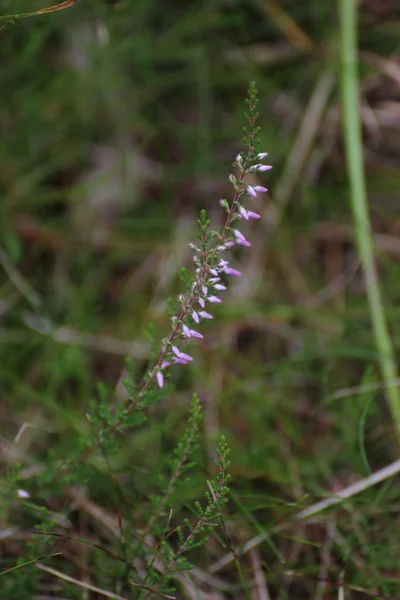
[0, 552, 62, 576]
[0, 0, 80, 24]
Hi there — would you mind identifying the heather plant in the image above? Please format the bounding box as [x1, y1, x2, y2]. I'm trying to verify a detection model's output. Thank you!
[3, 82, 272, 598]
[70, 82, 271, 469]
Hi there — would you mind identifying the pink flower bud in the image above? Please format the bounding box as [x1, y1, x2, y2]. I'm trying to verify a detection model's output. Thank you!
[208, 296, 222, 303]
[233, 230, 251, 247]
[156, 372, 164, 388]
[224, 267, 242, 276]
[247, 185, 257, 197]
[199, 310, 213, 319]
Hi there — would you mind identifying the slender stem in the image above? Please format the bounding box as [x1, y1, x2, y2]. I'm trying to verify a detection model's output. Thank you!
[0, 0, 80, 23]
[59, 156, 251, 472]
[338, 0, 400, 444]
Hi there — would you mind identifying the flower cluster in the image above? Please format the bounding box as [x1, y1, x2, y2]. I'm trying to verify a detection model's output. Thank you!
[149, 83, 272, 389]
[154, 147, 272, 389]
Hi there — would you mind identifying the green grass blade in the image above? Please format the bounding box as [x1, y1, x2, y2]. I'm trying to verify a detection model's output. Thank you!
[338, 0, 400, 444]
[0, 553, 62, 576]
[0, 0, 79, 23]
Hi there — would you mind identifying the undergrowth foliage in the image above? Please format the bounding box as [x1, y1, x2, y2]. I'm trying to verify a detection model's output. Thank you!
[5, 83, 271, 598]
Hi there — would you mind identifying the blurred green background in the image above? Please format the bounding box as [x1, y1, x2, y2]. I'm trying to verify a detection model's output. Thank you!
[2, 0, 400, 598]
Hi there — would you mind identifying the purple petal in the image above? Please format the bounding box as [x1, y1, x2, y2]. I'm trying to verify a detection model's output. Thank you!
[182, 324, 191, 338]
[173, 358, 189, 365]
[239, 206, 249, 220]
[179, 351, 193, 362]
[208, 296, 222, 303]
[247, 185, 257, 197]
[233, 230, 246, 242]
[224, 267, 242, 276]
[210, 268, 219, 276]
[192, 310, 200, 323]
[214, 284, 227, 291]
[254, 186, 268, 193]
[18, 489, 30, 499]
[172, 346, 181, 358]
[156, 372, 164, 388]
[161, 361, 170, 369]
[199, 310, 213, 319]
[190, 329, 204, 339]
[257, 152, 268, 159]
[198, 298, 205, 308]
[233, 230, 251, 247]
[246, 210, 261, 219]
[224, 241, 235, 249]
[250, 164, 273, 172]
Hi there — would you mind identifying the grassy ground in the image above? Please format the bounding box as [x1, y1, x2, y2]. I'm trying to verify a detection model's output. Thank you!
[1, 0, 400, 598]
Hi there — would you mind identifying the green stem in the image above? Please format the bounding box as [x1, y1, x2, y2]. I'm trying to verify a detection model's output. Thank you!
[339, 0, 400, 444]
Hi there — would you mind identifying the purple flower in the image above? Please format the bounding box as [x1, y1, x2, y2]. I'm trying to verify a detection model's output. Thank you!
[182, 325, 191, 337]
[199, 310, 213, 319]
[179, 352, 193, 362]
[247, 210, 261, 219]
[224, 241, 235, 249]
[250, 164, 273, 172]
[224, 267, 242, 277]
[247, 184, 268, 196]
[156, 371, 164, 388]
[192, 310, 200, 323]
[17, 489, 30, 499]
[257, 152, 268, 159]
[233, 230, 251, 247]
[239, 206, 261, 220]
[190, 330, 203, 339]
[214, 283, 227, 291]
[182, 324, 204, 339]
[235, 153, 243, 164]
[172, 346, 193, 363]
[246, 185, 258, 197]
[208, 296, 222, 303]
[198, 298, 205, 308]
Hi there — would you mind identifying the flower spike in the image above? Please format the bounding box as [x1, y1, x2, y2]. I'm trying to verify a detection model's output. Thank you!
[149, 85, 271, 391]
